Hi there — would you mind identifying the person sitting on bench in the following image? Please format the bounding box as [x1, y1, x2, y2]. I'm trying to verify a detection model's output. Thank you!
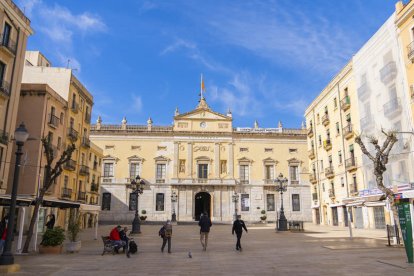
[109, 225, 126, 253]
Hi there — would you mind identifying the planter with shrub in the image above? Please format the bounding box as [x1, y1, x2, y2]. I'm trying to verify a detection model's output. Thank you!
[39, 226, 65, 254]
[140, 210, 147, 221]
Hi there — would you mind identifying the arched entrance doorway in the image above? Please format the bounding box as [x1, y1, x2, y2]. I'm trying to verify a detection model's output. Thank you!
[194, 192, 211, 221]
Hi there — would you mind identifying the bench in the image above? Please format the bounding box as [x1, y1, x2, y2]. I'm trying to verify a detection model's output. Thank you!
[101, 236, 117, 256]
[288, 220, 304, 231]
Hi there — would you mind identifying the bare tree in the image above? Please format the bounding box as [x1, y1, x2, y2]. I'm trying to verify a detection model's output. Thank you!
[22, 137, 75, 253]
[355, 130, 398, 226]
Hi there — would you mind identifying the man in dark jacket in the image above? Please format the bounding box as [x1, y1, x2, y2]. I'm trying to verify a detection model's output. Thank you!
[198, 212, 212, 251]
[232, 215, 248, 251]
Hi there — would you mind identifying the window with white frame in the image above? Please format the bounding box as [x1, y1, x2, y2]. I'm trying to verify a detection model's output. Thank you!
[198, 164, 208, 179]
[241, 194, 250, 211]
[156, 164, 166, 183]
[240, 165, 249, 184]
[292, 194, 300, 211]
[264, 165, 274, 183]
[156, 193, 165, 211]
[266, 194, 275, 211]
[103, 163, 114, 177]
[289, 165, 299, 184]
[129, 162, 140, 179]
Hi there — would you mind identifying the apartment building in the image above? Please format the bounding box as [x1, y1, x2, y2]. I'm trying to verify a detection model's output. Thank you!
[0, 0, 32, 203]
[91, 95, 312, 224]
[306, 2, 414, 230]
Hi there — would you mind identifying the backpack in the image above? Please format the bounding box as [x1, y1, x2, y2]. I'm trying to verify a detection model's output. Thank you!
[159, 226, 166, 238]
[129, 240, 137, 254]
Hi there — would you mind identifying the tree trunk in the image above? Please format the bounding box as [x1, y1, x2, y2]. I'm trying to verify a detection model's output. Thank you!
[22, 196, 42, 253]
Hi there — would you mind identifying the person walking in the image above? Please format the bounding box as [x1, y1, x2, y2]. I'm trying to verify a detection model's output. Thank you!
[45, 214, 55, 230]
[0, 216, 8, 253]
[161, 220, 173, 253]
[232, 215, 248, 251]
[198, 212, 212, 251]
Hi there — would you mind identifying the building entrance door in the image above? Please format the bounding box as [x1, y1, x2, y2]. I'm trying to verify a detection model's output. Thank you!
[315, 209, 320, 224]
[355, 207, 363, 229]
[332, 207, 338, 226]
[194, 192, 211, 221]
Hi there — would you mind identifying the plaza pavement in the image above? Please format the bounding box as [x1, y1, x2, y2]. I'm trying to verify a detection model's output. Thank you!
[4, 222, 414, 276]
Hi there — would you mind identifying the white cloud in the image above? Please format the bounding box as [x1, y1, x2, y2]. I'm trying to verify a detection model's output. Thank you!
[131, 95, 143, 113]
[160, 38, 196, 55]
[17, 0, 40, 17]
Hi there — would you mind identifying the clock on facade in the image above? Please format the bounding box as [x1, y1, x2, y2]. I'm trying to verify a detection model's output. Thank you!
[200, 122, 207, 128]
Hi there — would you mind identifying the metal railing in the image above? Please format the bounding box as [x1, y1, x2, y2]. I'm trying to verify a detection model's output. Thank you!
[79, 165, 90, 175]
[81, 137, 90, 148]
[312, 193, 318, 201]
[67, 127, 78, 141]
[310, 174, 317, 183]
[71, 102, 79, 113]
[48, 114, 60, 128]
[407, 41, 414, 61]
[328, 189, 335, 198]
[61, 188, 72, 199]
[240, 180, 249, 184]
[380, 61, 397, 84]
[323, 139, 332, 150]
[345, 157, 357, 170]
[0, 79, 10, 97]
[77, 191, 86, 201]
[64, 159, 76, 171]
[91, 183, 99, 192]
[321, 113, 329, 125]
[85, 112, 91, 123]
[383, 98, 401, 117]
[325, 166, 334, 177]
[340, 96, 350, 110]
[308, 148, 315, 159]
[0, 33, 17, 54]
[307, 126, 313, 137]
[156, 179, 165, 183]
[343, 124, 353, 137]
[358, 82, 369, 100]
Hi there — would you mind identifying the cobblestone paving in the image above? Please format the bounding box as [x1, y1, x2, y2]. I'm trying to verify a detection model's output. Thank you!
[8, 223, 414, 276]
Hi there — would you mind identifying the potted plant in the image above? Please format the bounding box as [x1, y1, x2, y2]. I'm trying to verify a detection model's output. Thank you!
[260, 210, 267, 223]
[140, 210, 147, 221]
[65, 212, 82, 253]
[39, 226, 65, 254]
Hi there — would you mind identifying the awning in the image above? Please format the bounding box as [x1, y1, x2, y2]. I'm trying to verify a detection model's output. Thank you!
[79, 203, 101, 213]
[0, 195, 80, 209]
[0, 195, 32, 206]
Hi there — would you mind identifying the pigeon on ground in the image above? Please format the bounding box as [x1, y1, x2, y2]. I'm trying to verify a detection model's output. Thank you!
[188, 251, 192, 258]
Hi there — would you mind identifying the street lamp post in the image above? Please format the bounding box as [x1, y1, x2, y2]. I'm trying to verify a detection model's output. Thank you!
[171, 191, 177, 222]
[129, 175, 145, 234]
[0, 123, 29, 266]
[232, 192, 239, 221]
[274, 173, 288, 231]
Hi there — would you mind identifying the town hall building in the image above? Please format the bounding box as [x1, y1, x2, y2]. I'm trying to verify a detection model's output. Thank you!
[90, 95, 311, 224]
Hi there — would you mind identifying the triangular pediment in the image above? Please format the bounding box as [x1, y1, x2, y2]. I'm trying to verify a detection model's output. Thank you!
[175, 108, 231, 121]
[287, 158, 302, 164]
[263, 157, 278, 164]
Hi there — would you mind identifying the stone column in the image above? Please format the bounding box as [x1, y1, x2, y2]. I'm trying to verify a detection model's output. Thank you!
[187, 142, 193, 178]
[228, 143, 234, 178]
[214, 143, 220, 178]
[173, 142, 179, 178]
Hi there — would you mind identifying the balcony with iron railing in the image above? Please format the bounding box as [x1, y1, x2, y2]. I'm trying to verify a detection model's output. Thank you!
[308, 148, 315, 159]
[407, 41, 414, 62]
[91, 183, 99, 192]
[383, 97, 402, 119]
[79, 165, 90, 176]
[85, 112, 91, 123]
[345, 157, 357, 172]
[291, 179, 299, 185]
[310, 174, 317, 184]
[81, 137, 90, 148]
[67, 127, 78, 141]
[307, 126, 314, 138]
[64, 159, 76, 171]
[343, 124, 354, 139]
[340, 96, 350, 111]
[0, 79, 10, 98]
[323, 139, 332, 151]
[328, 189, 335, 198]
[349, 184, 359, 196]
[61, 188, 72, 199]
[156, 178, 165, 184]
[357, 82, 369, 101]
[77, 191, 86, 201]
[71, 102, 79, 113]
[240, 179, 249, 184]
[325, 166, 334, 178]
[380, 61, 397, 84]
[93, 161, 98, 171]
[0, 129, 9, 145]
[360, 114, 374, 129]
[321, 113, 330, 126]
[48, 113, 60, 128]
[264, 179, 273, 185]
[0, 33, 17, 55]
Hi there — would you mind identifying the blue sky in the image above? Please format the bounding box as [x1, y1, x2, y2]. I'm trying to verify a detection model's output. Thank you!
[17, 0, 397, 128]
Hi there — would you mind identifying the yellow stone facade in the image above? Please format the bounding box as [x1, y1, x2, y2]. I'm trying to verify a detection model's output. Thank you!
[0, 0, 32, 200]
[91, 97, 312, 223]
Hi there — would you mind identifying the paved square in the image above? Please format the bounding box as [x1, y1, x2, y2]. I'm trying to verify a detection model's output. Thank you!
[10, 223, 414, 275]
